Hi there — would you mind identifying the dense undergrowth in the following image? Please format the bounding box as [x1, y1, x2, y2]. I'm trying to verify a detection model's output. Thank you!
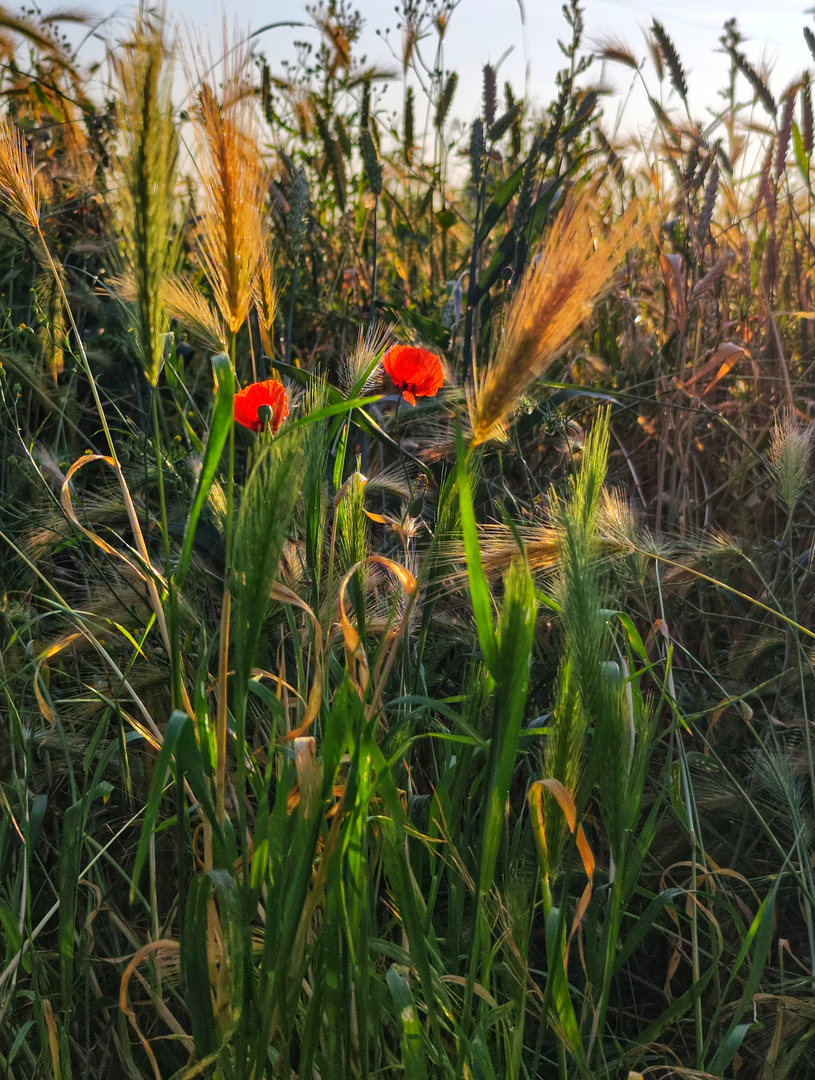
[1, 2, 815, 1077]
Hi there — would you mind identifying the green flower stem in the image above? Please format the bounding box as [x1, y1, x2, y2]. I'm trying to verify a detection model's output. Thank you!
[216, 335, 238, 839]
[370, 193, 378, 331]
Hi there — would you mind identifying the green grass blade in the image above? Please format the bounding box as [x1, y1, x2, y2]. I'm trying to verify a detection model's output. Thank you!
[455, 427, 497, 673]
[386, 966, 430, 1080]
[176, 352, 234, 588]
[707, 881, 778, 1075]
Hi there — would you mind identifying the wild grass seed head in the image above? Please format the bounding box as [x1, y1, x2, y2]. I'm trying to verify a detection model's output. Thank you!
[769, 408, 812, 509]
[469, 188, 645, 446]
[111, 8, 179, 386]
[0, 116, 40, 229]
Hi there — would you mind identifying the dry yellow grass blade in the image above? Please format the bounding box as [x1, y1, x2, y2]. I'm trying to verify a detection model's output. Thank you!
[469, 187, 646, 446]
[528, 778, 594, 962]
[338, 554, 417, 698]
[119, 939, 185, 1080]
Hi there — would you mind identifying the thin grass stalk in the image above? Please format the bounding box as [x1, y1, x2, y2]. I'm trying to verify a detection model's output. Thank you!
[788, 541, 815, 973]
[285, 262, 297, 365]
[463, 123, 485, 375]
[215, 336, 238, 845]
[370, 193, 378, 330]
[150, 387, 189, 719]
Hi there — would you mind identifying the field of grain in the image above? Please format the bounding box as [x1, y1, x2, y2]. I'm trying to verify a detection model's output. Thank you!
[1, 3, 814, 1077]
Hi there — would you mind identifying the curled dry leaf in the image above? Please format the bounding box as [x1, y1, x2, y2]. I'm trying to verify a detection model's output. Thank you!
[659, 251, 686, 331]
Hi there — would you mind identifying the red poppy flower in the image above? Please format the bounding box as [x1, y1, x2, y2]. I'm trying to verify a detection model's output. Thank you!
[382, 345, 444, 406]
[233, 378, 289, 433]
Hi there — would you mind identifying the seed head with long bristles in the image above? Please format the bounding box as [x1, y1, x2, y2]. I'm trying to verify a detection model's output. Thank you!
[111, 9, 179, 386]
[469, 187, 646, 446]
[0, 117, 40, 229]
[189, 24, 267, 338]
[253, 244, 276, 358]
[769, 409, 813, 510]
[160, 273, 228, 356]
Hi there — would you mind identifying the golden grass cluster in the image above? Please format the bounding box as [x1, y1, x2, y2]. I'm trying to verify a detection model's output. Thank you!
[253, 245, 277, 357]
[160, 273, 229, 356]
[191, 29, 267, 338]
[468, 187, 646, 445]
[0, 115, 39, 229]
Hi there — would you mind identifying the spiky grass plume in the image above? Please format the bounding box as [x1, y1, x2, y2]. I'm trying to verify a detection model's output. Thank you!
[594, 34, 639, 71]
[191, 28, 266, 337]
[337, 469, 371, 575]
[534, 413, 613, 882]
[0, 116, 39, 228]
[111, 9, 179, 386]
[160, 273, 228, 355]
[469, 187, 645, 445]
[435, 72, 457, 130]
[403, 85, 415, 163]
[769, 409, 813, 510]
[450, 485, 666, 587]
[650, 20, 688, 103]
[231, 428, 306, 689]
[254, 244, 276, 357]
[339, 324, 391, 397]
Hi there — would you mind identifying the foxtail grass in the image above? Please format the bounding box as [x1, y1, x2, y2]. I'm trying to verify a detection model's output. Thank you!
[469, 188, 646, 445]
[253, 243, 276, 359]
[160, 272, 229, 355]
[111, 7, 179, 387]
[190, 28, 267, 340]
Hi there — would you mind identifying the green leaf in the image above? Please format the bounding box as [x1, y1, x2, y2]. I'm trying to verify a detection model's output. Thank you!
[476, 162, 524, 244]
[59, 797, 87, 1018]
[130, 711, 221, 901]
[614, 888, 684, 973]
[455, 429, 497, 674]
[792, 119, 810, 185]
[544, 906, 593, 1077]
[435, 208, 457, 231]
[615, 611, 648, 659]
[176, 353, 234, 588]
[379, 303, 450, 350]
[182, 873, 219, 1057]
[0, 901, 27, 972]
[708, 882, 777, 1075]
[386, 966, 430, 1080]
[634, 964, 715, 1046]
[478, 558, 535, 895]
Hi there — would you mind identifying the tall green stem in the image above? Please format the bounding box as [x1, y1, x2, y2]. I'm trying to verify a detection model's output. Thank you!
[369, 194, 378, 331]
[215, 335, 238, 840]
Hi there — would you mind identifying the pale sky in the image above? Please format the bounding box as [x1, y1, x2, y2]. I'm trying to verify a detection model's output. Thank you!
[89, 0, 815, 131]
